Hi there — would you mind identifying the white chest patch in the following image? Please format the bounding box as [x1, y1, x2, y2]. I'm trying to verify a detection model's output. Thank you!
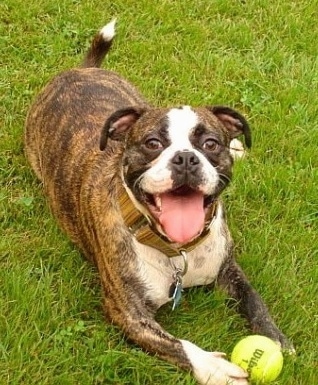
[166, 106, 199, 151]
[140, 106, 202, 194]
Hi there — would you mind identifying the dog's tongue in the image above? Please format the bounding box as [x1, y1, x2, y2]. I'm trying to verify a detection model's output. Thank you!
[158, 191, 205, 244]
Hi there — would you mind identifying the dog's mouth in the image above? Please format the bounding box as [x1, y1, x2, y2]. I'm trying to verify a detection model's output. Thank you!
[144, 186, 214, 244]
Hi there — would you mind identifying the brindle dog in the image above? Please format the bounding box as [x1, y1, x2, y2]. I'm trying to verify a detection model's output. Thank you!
[25, 20, 292, 385]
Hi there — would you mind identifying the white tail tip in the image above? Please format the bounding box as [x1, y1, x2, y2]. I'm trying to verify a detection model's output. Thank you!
[100, 19, 117, 41]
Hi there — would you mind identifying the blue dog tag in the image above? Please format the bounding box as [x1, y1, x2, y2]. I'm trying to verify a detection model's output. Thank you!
[170, 275, 183, 310]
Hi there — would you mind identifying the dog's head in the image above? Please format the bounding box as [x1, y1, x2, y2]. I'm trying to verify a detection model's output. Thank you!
[100, 105, 251, 244]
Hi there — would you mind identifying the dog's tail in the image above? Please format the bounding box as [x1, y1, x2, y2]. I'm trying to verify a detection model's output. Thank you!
[82, 19, 116, 68]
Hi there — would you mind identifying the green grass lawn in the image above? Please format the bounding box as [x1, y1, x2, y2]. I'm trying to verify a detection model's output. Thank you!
[1, 0, 317, 384]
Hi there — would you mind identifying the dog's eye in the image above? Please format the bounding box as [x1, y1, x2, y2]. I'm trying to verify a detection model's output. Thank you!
[202, 138, 219, 152]
[144, 138, 163, 151]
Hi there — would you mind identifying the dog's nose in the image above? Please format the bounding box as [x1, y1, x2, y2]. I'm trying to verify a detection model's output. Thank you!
[171, 151, 200, 171]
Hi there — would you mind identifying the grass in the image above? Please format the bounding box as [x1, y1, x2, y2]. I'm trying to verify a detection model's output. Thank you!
[1, 0, 317, 384]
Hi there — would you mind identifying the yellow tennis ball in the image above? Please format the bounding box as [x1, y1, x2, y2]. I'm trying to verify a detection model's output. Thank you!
[231, 335, 284, 383]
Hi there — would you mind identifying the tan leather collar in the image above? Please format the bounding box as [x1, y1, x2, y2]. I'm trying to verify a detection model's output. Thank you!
[118, 183, 218, 257]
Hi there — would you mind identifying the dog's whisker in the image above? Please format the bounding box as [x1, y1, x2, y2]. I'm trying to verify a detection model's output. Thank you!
[218, 173, 231, 187]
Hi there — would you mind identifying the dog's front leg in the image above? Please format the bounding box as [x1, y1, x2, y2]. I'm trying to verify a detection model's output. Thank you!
[217, 256, 293, 351]
[95, 245, 248, 385]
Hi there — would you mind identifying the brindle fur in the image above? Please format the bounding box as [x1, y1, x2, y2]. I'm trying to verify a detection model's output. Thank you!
[25, 24, 292, 383]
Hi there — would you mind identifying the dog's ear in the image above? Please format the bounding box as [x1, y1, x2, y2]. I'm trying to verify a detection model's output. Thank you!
[100, 107, 146, 150]
[206, 105, 252, 148]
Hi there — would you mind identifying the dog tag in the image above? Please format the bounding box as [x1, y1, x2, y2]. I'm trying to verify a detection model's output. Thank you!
[169, 274, 183, 311]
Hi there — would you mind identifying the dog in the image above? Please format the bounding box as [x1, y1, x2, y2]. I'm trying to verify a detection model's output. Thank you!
[25, 20, 292, 385]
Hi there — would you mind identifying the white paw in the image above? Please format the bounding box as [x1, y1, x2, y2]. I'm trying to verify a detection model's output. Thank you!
[181, 340, 249, 385]
[230, 139, 245, 159]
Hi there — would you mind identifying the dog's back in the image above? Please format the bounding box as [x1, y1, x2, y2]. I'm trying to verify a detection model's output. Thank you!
[25, 20, 145, 181]
[24, 21, 147, 248]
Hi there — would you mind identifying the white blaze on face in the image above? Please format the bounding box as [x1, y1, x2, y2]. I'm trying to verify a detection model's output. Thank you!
[166, 106, 219, 195]
[166, 106, 198, 151]
[140, 106, 198, 193]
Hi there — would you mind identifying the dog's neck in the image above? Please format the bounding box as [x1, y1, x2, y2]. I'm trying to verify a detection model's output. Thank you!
[118, 183, 218, 257]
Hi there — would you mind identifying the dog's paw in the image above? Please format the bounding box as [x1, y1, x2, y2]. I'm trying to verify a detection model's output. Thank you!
[181, 340, 249, 385]
[275, 334, 296, 355]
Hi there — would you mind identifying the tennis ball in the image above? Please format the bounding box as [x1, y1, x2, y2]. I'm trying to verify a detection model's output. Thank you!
[231, 335, 284, 383]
